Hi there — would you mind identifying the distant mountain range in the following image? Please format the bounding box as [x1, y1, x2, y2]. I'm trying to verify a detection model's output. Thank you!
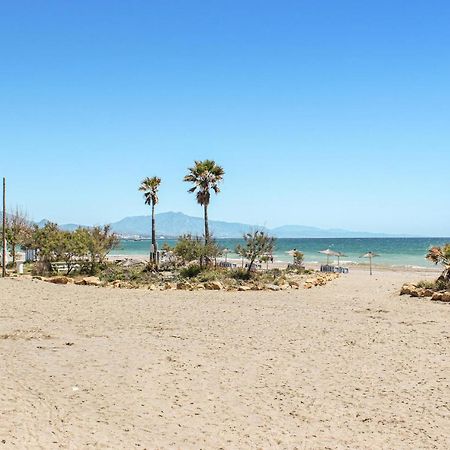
[36, 211, 402, 238]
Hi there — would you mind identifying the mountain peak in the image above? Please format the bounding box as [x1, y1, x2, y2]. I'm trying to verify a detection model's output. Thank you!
[107, 212, 398, 238]
[34, 211, 400, 238]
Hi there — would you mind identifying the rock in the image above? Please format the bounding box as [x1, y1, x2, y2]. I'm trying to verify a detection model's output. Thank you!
[420, 289, 434, 298]
[47, 276, 70, 285]
[411, 287, 434, 298]
[400, 284, 417, 296]
[265, 284, 281, 291]
[316, 277, 327, 286]
[111, 280, 132, 289]
[176, 281, 192, 290]
[399, 285, 421, 297]
[85, 276, 102, 286]
[442, 292, 450, 302]
[279, 283, 291, 290]
[431, 292, 443, 301]
[430, 291, 450, 302]
[289, 280, 300, 289]
[250, 284, 264, 291]
[205, 281, 223, 291]
[75, 276, 102, 287]
[148, 284, 158, 291]
[238, 285, 251, 291]
[195, 283, 206, 290]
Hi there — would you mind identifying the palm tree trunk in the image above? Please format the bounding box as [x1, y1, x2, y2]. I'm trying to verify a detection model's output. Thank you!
[204, 203, 209, 244]
[152, 202, 158, 268]
[438, 266, 450, 282]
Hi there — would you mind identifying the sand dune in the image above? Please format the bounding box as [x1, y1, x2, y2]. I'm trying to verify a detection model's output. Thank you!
[0, 270, 449, 449]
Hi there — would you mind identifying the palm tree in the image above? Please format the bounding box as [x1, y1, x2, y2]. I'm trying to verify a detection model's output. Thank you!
[183, 160, 224, 244]
[139, 177, 161, 267]
[426, 244, 450, 282]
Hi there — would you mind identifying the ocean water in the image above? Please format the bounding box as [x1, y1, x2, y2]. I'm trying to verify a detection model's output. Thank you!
[111, 237, 450, 268]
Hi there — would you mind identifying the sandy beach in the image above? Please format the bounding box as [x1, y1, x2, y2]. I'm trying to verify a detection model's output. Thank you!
[1, 269, 449, 449]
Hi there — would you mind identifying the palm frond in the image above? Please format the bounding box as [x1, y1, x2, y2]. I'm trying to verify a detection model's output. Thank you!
[139, 176, 161, 205]
[183, 160, 224, 206]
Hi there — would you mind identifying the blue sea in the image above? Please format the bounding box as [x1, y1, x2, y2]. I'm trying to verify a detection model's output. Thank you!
[111, 237, 450, 269]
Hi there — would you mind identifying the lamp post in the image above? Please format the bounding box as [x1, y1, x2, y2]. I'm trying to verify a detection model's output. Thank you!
[2, 177, 6, 277]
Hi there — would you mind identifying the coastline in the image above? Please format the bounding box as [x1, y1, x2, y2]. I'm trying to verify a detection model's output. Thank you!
[107, 253, 442, 274]
[111, 236, 449, 271]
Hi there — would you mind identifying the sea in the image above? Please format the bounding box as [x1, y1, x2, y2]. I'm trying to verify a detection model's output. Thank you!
[111, 237, 450, 269]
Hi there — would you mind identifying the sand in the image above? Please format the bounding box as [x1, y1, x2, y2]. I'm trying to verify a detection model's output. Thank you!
[0, 270, 449, 449]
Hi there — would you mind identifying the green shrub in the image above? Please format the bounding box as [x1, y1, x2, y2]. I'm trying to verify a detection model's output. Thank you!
[416, 280, 436, 289]
[229, 268, 251, 281]
[99, 263, 159, 284]
[435, 278, 450, 291]
[173, 234, 223, 267]
[197, 270, 221, 282]
[180, 264, 203, 278]
[235, 230, 275, 274]
[416, 279, 450, 291]
[269, 268, 283, 277]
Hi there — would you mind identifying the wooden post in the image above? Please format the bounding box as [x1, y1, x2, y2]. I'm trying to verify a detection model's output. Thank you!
[2, 177, 6, 277]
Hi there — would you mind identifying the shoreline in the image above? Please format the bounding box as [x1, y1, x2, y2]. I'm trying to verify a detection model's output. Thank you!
[108, 253, 442, 274]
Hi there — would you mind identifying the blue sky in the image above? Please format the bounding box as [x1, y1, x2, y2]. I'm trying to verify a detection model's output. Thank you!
[0, 1, 449, 236]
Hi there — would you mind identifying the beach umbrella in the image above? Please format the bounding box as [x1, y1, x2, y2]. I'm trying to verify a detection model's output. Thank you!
[336, 251, 347, 267]
[223, 248, 230, 263]
[360, 252, 379, 275]
[318, 249, 340, 265]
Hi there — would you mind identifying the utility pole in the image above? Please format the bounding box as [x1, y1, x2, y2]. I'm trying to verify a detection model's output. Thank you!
[2, 177, 6, 277]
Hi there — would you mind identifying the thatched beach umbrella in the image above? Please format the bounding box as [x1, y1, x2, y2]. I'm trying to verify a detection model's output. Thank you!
[336, 251, 347, 267]
[223, 248, 230, 262]
[360, 251, 379, 275]
[319, 248, 340, 265]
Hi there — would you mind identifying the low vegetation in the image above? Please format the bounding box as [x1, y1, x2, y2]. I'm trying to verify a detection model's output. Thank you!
[426, 244, 450, 285]
[235, 231, 275, 274]
[3, 216, 334, 291]
[2, 160, 339, 291]
[20, 222, 118, 276]
[400, 243, 450, 302]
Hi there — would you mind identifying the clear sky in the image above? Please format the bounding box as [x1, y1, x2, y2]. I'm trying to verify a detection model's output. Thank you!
[0, 1, 449, 236]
